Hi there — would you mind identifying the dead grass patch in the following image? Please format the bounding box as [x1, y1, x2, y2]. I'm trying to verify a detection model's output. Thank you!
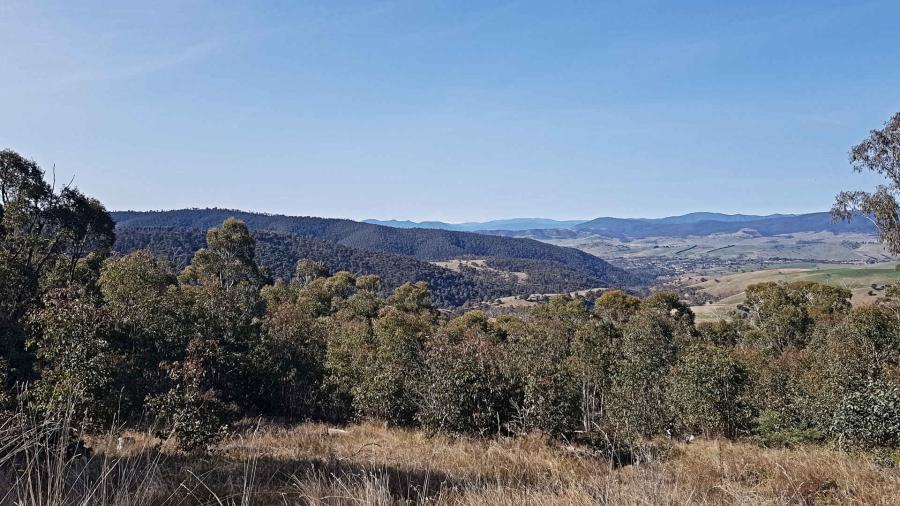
[5, 421, 900, 505]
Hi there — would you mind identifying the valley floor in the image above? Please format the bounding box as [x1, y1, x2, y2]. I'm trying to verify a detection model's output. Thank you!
[8, 422, 900, 505]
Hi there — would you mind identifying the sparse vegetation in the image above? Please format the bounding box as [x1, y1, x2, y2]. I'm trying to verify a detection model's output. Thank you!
[2, 414, 900, 505]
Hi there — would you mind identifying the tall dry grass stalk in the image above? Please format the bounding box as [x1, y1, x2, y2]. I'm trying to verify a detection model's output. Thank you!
[1, 409, 899, 505]
[0, 399, 168, 506]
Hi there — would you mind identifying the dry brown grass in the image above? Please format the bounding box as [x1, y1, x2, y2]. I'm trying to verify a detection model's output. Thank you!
[5, 420, 900, 505]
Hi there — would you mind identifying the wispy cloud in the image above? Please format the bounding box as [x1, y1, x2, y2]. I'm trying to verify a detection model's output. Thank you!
[795, 112, 849, 128]
[48, 38, 222, 88]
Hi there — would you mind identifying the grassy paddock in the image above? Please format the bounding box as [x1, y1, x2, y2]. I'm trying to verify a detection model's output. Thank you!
[689, 264, 900, 321]
[2, 418, 899, 505]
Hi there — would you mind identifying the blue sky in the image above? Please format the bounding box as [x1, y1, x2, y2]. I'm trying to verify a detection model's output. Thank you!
[1, 1, 897, 221]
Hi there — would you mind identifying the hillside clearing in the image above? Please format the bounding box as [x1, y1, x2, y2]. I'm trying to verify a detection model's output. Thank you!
[432, 259, 529, 283]
[688, 264, 900, 320]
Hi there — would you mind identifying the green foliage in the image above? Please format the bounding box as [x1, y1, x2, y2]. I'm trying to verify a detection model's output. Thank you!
[593, 289, 640, 326]
[99, 251, 189, 414]
[640, 291, 695, 327]
[668, 344, 750, 437]
[18, 231, 900, 453]
[738, 348, 827, 445]
[323, 307, 374, 420]
[819, 305, 900, 386]
[9, 113, 900, 463]
[833, 111, 900, 254]
[5, 148, 899, 456]
[258, 297, 327, 418]
[0, 150, 115, 387]
[352, 304, 430, 425]
[806, 305, 900, 428]
[832, 381, 900, 450]
[417, 312, 518, 435]
[607, 308, 678, 437]
[754, 409, 825, 448]
[741, 282, 851, 351]
[696, 320, 742, 347]
[27, 287, 119, 429]
[295, 259, 330, 286]
[179, 219, 269, 288]
[146, 359, 231, 453]
[505, 297, 599, 436]
[355, 274, 383, 293]
[141, 219, 267, 451]
[387, 281, 432, 313]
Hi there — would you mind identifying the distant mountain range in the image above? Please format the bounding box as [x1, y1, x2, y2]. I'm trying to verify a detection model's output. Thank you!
[364, 213, 795, 232]
[363, 218, 586, 232]
[111, 209, 638, 306]
[641, 212, 792, 225]
[367, 212, 876, 239]
[572, 212, 874, 238]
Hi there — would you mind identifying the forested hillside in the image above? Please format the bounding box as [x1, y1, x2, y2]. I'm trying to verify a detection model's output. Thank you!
[112, 209, 637, 294]
[112, 210, 624, 275]
[115, 228, 619, 307]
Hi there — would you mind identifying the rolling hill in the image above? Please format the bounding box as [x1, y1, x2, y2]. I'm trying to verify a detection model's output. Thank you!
[111, 209, 638, 306]
[478, 212, 876, 240]
[114, 227, 504, 307]
[573, 212, 874, 238]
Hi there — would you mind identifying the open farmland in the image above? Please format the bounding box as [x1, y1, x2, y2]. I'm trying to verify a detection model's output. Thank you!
[686, 263, 900, 321]
[542, 231, 893, 278]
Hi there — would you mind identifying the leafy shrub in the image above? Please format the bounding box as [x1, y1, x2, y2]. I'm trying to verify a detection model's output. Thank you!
[608, 310, 678, 437]
[518, 371, 580, 436]
[668, 345, 750, 437]
[506, 298, 587, 436]
[258, 300, 327, 419]
[351, 302, 431, 425]
[147, 378, 231, 453]
[417, 327, 517, 436]
[27, 287, 120, 430]
[832, 381, 900, 449]
[753, 409, 824, 448]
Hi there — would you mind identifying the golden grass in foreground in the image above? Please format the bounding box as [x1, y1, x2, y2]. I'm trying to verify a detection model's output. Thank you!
[5, 421, 900, 505]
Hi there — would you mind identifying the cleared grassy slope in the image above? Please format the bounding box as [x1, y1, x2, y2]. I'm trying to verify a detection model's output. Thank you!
[689, 264, 900, 321]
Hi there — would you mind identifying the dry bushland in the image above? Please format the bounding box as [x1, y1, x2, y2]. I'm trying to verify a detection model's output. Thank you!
[3, 417, 899, 505]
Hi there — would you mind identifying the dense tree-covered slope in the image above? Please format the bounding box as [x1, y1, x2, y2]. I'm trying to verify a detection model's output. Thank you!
[111, 209, 634, 286]
[114, 227, 629, 307]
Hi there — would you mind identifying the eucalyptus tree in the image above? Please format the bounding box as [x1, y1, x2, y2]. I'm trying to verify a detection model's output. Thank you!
[156, 219, 269, 450]
[833, 112, 900, 253]
[0, 149, 114, 389]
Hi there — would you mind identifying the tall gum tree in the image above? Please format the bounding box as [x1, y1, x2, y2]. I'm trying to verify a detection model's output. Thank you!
[833, 112, 900, 254]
